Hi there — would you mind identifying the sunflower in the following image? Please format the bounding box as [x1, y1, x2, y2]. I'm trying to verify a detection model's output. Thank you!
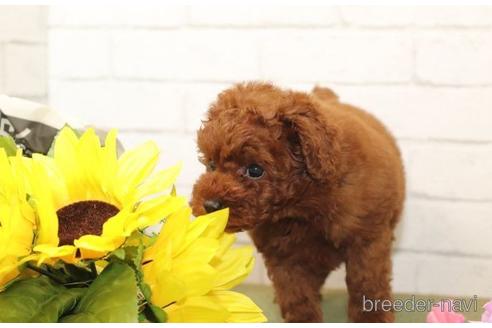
[28, 127, 186, 264]
[143, 207, 266, 323]
[0, 149, 36, 289]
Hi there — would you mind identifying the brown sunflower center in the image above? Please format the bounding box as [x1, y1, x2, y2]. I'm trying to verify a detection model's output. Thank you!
[57, 200, 119, 246]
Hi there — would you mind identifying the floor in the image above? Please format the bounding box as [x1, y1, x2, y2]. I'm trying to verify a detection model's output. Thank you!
[234, 285, 488, 323]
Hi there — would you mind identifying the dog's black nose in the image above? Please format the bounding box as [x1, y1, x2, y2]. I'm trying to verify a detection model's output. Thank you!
[203, 199, 223, 213]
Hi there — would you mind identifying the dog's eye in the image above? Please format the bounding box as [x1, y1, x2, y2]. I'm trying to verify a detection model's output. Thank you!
[245, 164, 264, 179]
[207, 161, 216, 172]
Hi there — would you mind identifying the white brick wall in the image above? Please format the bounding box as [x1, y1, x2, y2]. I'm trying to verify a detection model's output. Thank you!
[416, 32, 492, 85]
[189, 6, 340, 27]
[44, 5, 492, 299]
[261, 31, 414, 83]
[0, 6, 47, 101]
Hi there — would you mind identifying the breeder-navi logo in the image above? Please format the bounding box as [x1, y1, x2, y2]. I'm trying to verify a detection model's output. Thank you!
[363, 295, 479, 313]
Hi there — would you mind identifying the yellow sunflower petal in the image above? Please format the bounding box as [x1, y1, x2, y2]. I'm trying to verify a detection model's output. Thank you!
[115, 141, 159, 202]
[207, 290, 267, 323]
[29, 159, 59, 246]
[173, 238, 220, 268]
[213, 233, 236, 260]
[100, 129, 118, 199]
[144, 207, 191, 261]
[212, 246, 255, 290]
[166, 291, 266, 323]
[150, 271, 187, 307]
[146, 257, 217, 307]
[0, 150, 36, 289]
[175, 208, 230, 256]
[101, 209, 133, 238]
[166, 295, 228, 323]
[142, 236, 173, 283]
[104, 129, 118, 158]
[5, 210, 33, 257]
[31, 154, 69, 208]
[145, 238, 219, 306]
[33, 244, 77, 265]
[135, 162, 182, 200]
[74, 234, 125, 259]
[195, 208, 229, 239]
[0, 256, 21, 290]
[0, 149, 14, 190]
[132, 195, 187, 232]
[53, 127, 83, 197]
[78, 129, 104, 199]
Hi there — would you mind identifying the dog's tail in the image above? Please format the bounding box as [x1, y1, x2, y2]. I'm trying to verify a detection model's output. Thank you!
[312, 86, 339, 103]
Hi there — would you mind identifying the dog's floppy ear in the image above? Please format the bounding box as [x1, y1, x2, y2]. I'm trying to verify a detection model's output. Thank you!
[280, 94, 341, 183]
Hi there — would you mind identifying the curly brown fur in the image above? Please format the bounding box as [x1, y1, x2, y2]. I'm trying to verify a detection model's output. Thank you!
[191, 82, 405, 323]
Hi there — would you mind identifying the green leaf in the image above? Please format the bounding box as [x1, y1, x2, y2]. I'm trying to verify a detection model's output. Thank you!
[123, 244, 144, 276]
[110, 248, 126, 261]
[138, 312, 147, 323]
[121, 242, 166, 322]
[63, 263, 94, 284]
[0, 276, 85, 323]
[29, 288, 86, 322]
[140, 282, 152, 302]
[144, 304, 167, 323]
[0, 135, 18, 156]
[60, 262, 138, 323]
[125, 230, 156, 248]
[123, 244, 152, 306]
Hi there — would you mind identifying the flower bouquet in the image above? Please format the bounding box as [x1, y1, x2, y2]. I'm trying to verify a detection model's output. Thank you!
[0, 99, 266, 323]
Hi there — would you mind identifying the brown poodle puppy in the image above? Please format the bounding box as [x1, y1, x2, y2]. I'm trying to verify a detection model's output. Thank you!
[191, 82, 405, 323]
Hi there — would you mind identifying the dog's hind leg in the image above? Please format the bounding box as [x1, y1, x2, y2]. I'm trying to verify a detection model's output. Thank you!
[345, 231, 395, 323]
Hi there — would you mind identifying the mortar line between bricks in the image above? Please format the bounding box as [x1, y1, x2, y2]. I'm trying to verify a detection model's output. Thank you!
[52, 77, 237, 84]
[408, 192, 492, 203]
[7, 94, 49, 100]
[52, 77, 416, 86]
[51, 75, 492, 89]
[398, 137, 492, 145]
[117, 133, 492, 147]
[394, 248, 492, 260]
[406, 195, 492, 206]
[50, 76, 492, 88]
[48, 25, 184, 31]
[415, 79, 492, 88]
[48, 25, 492, 32]
[118, 128, 193, 135]
[2, 40, 47, 46]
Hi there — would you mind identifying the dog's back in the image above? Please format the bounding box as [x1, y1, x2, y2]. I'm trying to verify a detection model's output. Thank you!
[311, 86, 405, 230]
[312, 87, 397, 151]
